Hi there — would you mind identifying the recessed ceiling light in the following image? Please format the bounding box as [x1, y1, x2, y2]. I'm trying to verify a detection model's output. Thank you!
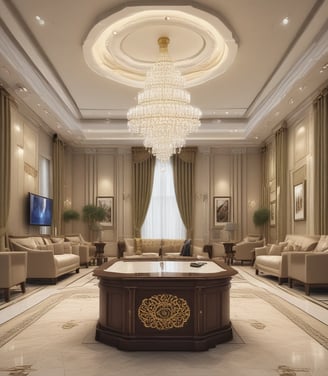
[298, 85, 306, 92]
[35, 15, 45, 25]
[281, 17, 289, 25]
[288, 98, 294, 105]
[320, 62, 328, 73]
[225, 111, 229, 115]
[112, 31, 118, 36]
[164, 16, 170, 21]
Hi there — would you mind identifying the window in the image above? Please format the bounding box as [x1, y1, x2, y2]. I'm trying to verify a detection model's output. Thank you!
[141, 160, 186, 239]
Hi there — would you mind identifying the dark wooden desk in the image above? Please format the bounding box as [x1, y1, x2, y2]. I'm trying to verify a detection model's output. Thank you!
[94, 259, 237, 351]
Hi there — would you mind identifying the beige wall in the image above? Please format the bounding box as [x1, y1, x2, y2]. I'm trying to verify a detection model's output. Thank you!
[8, 105, 52, 236]
[7, 100, 317, 243]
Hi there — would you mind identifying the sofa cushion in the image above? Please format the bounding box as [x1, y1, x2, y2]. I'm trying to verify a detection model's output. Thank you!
[65, 236, 81, 244]
[43, 237, 52, 245]
[11, 237, 38, 250]
[284, 235, 319, 251]
[124, 238, 135, 255]
[314, 235, 328, 252]
[142, 239, 161, 254]
[32, 237, 46, 246]
[54, 254, 79, 268]
[255, 255, 282, 269]
[53, 243, 65, 255]
[51, 237, 64, 243]
[268, 244, 283, 255]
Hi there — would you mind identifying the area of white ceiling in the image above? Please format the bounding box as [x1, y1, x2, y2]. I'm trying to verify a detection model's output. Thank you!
[0, 0, 327, 149]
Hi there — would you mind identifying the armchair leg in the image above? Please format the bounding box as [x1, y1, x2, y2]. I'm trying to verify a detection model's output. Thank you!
[4, 288, 10, 302]
[20, 282, 26, 294]
[305, 284, 310, 296]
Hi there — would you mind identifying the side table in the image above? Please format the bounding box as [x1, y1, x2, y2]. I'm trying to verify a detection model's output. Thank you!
[223, 242, 236, 265]
[93, 242, 107, 266]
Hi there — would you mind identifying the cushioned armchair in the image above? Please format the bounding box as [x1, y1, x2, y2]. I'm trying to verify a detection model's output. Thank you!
[0, 251, 27, 302]
[233, 236, 265, 264]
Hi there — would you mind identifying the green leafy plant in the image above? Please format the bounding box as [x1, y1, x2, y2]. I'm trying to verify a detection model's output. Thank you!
[253, 207, 270, 227]
[82, 204, 107, 231]
[62, 209, 80, 222]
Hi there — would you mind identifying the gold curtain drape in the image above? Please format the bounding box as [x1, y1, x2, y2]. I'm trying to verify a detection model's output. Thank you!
[132, 147, 155, 238]
[52, 134, 65, 236]
[275, 125, 288, 242]
[260, 146, 270, 242]
[172, 147, 197, 240]
[0, 89, 11, 249]
[313, 87, 328, 234]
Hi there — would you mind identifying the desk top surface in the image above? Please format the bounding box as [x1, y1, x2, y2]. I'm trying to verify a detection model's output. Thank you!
[104, 260, 225, 274]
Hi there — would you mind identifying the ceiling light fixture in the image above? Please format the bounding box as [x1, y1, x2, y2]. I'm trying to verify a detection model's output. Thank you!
[127, 36, 201, 162]
[281, 17, 289, 25]
[35, 15, 45, 25]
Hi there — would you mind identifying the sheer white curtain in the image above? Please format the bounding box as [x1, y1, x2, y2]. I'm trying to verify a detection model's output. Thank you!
[141, 160, 186, 239]
[39, 156, 51, 234]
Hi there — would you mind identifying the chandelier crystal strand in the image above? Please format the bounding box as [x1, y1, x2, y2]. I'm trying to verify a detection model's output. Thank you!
[127, 36, 201, 162]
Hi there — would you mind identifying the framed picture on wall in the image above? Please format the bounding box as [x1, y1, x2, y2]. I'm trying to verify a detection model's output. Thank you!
[293, 181, 306, 221]
[214, 196, 231, 226]
[270, 201, 276, 226]
[96, 196, 114, 227]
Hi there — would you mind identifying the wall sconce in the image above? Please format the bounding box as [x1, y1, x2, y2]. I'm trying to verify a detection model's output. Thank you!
[64, 199, 72, 209]
[248, 200, 256, 208]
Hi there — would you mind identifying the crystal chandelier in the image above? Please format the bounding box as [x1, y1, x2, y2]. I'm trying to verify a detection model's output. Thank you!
[127, 37, 201, 162]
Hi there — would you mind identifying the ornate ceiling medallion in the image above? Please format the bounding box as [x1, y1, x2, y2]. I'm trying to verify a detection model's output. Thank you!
[83, 5, 238, 88]
[138, 293, 190, 330]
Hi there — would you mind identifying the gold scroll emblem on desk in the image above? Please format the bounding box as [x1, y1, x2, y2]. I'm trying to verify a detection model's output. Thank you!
[138, 293, 190, 330]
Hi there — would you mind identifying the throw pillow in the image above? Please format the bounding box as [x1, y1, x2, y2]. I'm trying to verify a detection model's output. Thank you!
[43, 237, 52, 245]
[268, 244, 283, 255]
[180, 239, 191, 256]
[13, 237, 38, 250]
[134, 238, 142, 255]
[33, 237, 46, 246]
[314, 235, 328, 252]
[51, 237, 64, 243]
[53, 243, 65, 255]
[65, 236, 80, 243]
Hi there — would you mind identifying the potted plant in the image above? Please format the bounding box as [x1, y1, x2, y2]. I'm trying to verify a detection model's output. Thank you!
[253, 207, 270, 242]
[253, 207, 270, 227]
[62, 209, 80, 222]
[82, 204, 107, 242]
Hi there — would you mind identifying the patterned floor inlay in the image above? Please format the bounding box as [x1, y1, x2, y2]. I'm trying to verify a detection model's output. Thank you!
[0, 365, 36, 376]
[277, 365, 311, 376]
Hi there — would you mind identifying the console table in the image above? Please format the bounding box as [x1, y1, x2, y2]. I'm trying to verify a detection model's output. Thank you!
[93, 259, 237, 351]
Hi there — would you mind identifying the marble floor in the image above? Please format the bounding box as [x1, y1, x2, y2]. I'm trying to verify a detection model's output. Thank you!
[0, 266, 327, 376]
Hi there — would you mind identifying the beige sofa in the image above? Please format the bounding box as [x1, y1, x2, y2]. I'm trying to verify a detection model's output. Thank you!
[119, 238, 210, 259]
[254, 234, 320, 284]
[8, 236, 80, 283]
[288, 235, 328, 295]
[0, 250, 27, 302]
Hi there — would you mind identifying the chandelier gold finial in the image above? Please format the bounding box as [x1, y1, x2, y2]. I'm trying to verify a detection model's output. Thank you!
[158, 36, 170, 51]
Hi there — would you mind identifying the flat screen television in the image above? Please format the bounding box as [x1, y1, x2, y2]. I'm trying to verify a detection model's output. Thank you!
[29, 192, 53, 226]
